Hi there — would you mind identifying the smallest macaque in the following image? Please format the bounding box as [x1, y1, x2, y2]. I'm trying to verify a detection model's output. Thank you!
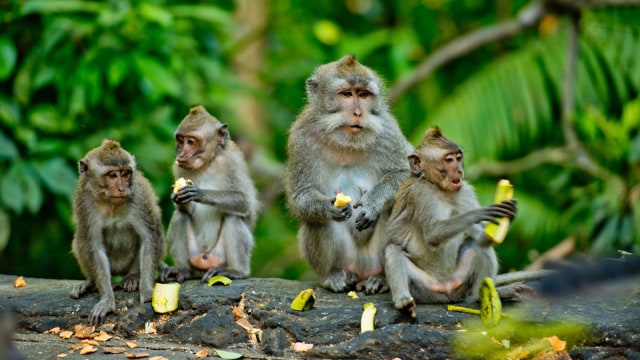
[384, 127, 517, 318]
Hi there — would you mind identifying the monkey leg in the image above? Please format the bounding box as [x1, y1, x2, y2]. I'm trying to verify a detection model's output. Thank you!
[163, 211, 195, 282]
[300, 222, 359, 292]
[201, 216, 254, 282]
[384, 244, 417, 318]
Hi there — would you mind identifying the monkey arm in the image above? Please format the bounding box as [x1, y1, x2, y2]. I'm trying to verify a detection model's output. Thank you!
[287, 187, 346, 223]
[173, 185, 251, 217]
[354, 169, 408, 231]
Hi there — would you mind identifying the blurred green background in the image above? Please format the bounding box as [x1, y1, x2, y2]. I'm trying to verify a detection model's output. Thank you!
[0, 0, 638, 281]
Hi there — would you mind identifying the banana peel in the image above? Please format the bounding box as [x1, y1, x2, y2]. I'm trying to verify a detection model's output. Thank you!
[152, 282, 180, 313]
[447, 277, 507, 328]
[484, 179, 513, 244]
[333, 192, 352, 207]
[360, 302, 377, 333]
[291, 288, 315, 311]
[207, 275, 232, 286]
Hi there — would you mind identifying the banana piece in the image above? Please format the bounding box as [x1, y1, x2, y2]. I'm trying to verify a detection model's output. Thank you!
[172, 177, 193, 193]
[207, 275, 232, 286]
[484, 179, 514, 244]
[360, 302, 377, 333]
[152, 283, 181, 313]
[333, 192, 352, 208]
[290, 288, 316, 311]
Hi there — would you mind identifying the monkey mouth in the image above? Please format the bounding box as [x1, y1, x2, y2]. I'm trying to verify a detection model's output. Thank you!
[345, 124, 363, 134]
[451, 178, 462, 187]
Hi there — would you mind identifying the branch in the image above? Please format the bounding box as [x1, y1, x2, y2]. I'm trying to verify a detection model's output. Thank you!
[389, 1, 546, 102]
[389, 0, 640, 101]
[465, 146, 571, 180]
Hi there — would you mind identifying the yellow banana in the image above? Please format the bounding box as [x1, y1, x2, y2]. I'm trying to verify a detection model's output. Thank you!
[484, 179, 513, 244]
[291, 288, 316, 311]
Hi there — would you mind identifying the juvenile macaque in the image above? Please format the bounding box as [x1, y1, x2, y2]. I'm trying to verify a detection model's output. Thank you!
[384, 127, 517, 318]
[159, 105, 258, 283]
[285, 54, 413, 293]
[71, 140, 164, 325]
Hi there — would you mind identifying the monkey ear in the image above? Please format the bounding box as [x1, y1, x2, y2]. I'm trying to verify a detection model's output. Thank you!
[79, 159, 88, 177]
[408, 154, 422, 176]
[217, 124, 229, 147]
[306, 78, 319, 96]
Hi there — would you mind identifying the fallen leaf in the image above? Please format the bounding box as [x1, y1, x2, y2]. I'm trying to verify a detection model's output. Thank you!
[235, 318, 253, 331]
[126, 341, 138, 349]
[103, 347, 126, 354]
[80, 345, 98, 355]
[126, 352, 150, 359]
[13, 276, 26, 288]
[292, 342, 314, 352]
[56, 354, 68, 358]
[214, 349, 243, 359]
[45, 326, 61, 334]
[59, 331, 73, 339]
[70, 343, 84, 351]
[149, 357, 169, 360]
[144, 321, 157, 334]
[94, 331, 112, 342]
[81, 339, 99, 346]
[232, 292, 247, 320]
[195, 349, 209, 358]
[544, 336, 567, 352]
[74, 325, 95, 339]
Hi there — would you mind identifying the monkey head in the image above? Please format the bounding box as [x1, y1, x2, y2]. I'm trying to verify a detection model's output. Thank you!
[409, 127, 464, 192]
[79, 139, 135, 205]
[304, 54, 388, 147]
[174, 105, 229, 170]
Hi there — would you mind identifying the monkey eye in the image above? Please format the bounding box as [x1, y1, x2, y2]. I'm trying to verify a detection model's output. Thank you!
[339, 90, 353, 98]
[107, 172, 118, 179]
[358, 90, 371, 98]
[444, 155, 455, 163]
[121, 171, 132, 180]
[186, 138, 196, 145]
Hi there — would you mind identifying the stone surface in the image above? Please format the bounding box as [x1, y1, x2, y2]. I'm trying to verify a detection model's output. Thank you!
[1, 274, 639, 359]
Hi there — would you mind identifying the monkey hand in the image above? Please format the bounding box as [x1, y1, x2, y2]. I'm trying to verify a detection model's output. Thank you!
[475, 200, 517, 224]
[330, 197, 352, 221]
[171, 185, 202, 204]
[353, 202, 378, 231]
[159, 266, 192, 283]
[89, 298, 116, 326]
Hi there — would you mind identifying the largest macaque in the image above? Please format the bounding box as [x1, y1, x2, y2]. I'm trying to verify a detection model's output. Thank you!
[285, 55, 413, 293]
[384, 127, 517, 318]
[160, 106, 258, 283]
[71, 140, 164, 325]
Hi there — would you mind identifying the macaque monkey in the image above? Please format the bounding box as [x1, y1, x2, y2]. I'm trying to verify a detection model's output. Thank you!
[71, 140, 164, 325]
[159, 105, 258, 283]
[384, 127, 518, 318]
[285, 54, 413, 293]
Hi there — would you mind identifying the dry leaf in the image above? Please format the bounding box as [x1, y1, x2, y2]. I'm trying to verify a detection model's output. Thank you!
[149, 357, 169, 360]
[56, 354, 68, 358]
[74, 325, 95, 339]
[13, 276, 26, 288]
[126, 341, 138, 349]
[103, 347, 126, 354]
[94, 331, 112, 342]
[80, 345, 98, 355]
[70, 343, 84, 351]
[232, 292, 247, 320]
[126, 352, 150, 359]
[292, 342, 314, 352]
[544, 336, 567, 352]
[144, 321, 157, 334]
[235, 318, 253, 331]
[195, 349, 209, 358]
[59, 331, 73, 339]
[82, 339, 99, 346]
[45, 326, 61, 334]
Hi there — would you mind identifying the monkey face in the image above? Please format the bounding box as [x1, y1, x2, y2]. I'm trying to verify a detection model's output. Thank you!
[437, 151, 464, 192]
[175, 134, 206, 170]
[102, 168, 132, 204]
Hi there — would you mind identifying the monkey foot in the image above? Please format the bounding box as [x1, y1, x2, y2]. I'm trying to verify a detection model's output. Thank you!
[323, 269, 359, 292]
[189, 253, 224, 271]
[395, 296, 417, 319]
[112, 276, 139, 292]
[89, 299, 115, 326]
[70, 280, 95, 299]
[498, 283, 537, 301]
[356, 276, 389, 295]
[159, 267, 191, 283]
